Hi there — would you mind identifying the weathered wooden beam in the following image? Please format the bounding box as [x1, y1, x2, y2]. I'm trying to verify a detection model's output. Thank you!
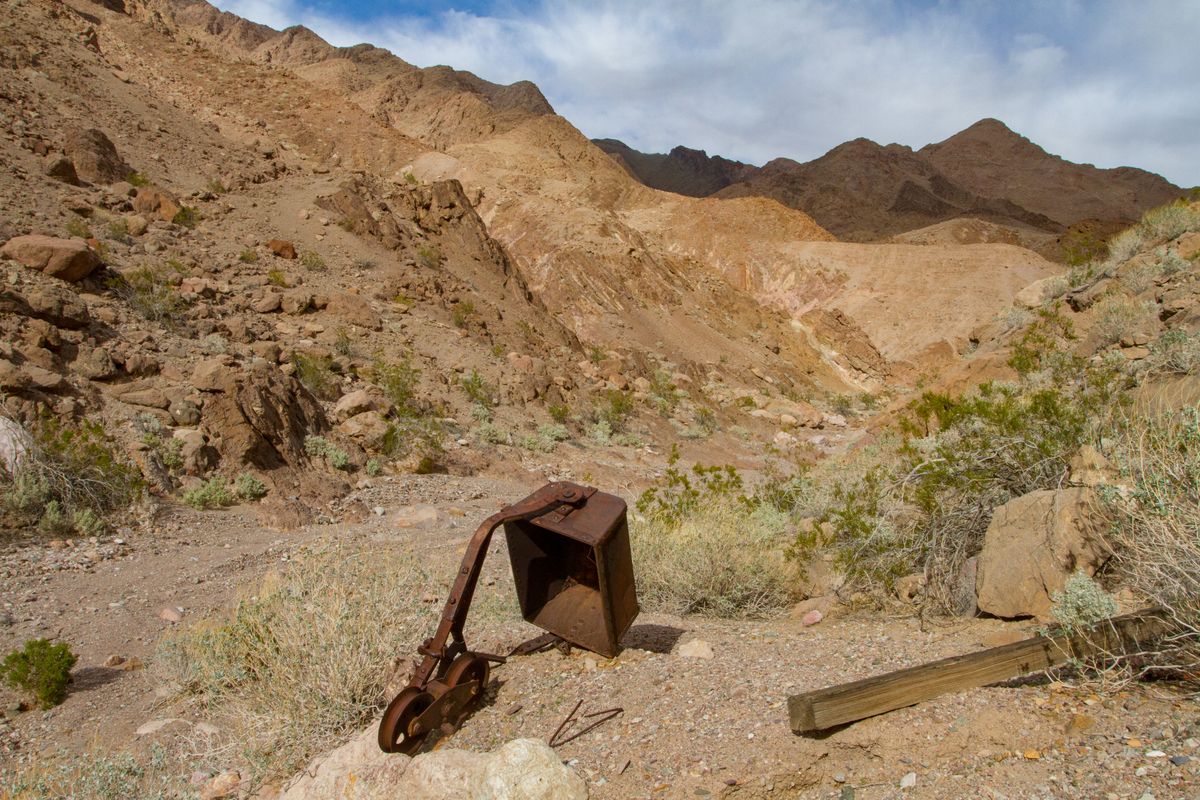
[789, 609, 1171, 734]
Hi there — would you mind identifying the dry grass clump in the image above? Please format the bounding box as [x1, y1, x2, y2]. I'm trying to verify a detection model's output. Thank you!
[633, 501, 797, 619]
[156, 544, 438, 776]
[1104, 408, 1200, 680]
[0, 748, 182, 800]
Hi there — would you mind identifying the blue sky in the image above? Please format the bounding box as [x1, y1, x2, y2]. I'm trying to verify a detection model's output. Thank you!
[213, 0, 1199, 186]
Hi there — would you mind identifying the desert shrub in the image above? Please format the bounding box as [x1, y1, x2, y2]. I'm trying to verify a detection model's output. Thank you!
[182, 477, 234, 510]
[105, 219, 129, 242]
[548, 403, 570, 423]
[206, 178, 227, 195]
[65, 217, 91, 239]
[171, 206, 198, 228]
[474, 421, 509, 445]
[1122, 260, 1162, 294]
[692, 406, 718, 435]
[156, 546, 438, 775]
[1148, 330, 1200, 374]
[648, 371, 680, 414]
[1158, 247, 1189, 275]
[107, 265, 189, 324]
[291, 352, 339, 400]
[588, 345, 605, 365]
[451, 300, 475, 328]
[588, 418, 612, 444]
[72, 508, 105, 538]
[416, 245, 442, 269]
[633, 465, 795, 618]
[460, 369, 493, 406]
[0, 748, 179, 800]
[1061, 228, 1109, 267]
[519, 424, 569, 453]
[1094, 296, 1154, 345]
[303, 436, 350, 470]
[366, 355, 443, 462]
[797, 339, 1124, 610]
[1104, 408, 1200, 677]
[125, 171, 150, 187]
[266, 268, 288, 287]
[2, 638, 77, 709]
[138, 415, 183, 472]
[1, 415, 142, 538]
[831, 394, 854, 417]
[299, 250, 325, 271]
[594, 388, 634, 432]
[238, 248, 259, 263]
[1135, 202, 1200, 244]
[1104, 228, 1144, 269]
[332, 327, 354, 357]
[1051, 572, 1117, 632]
[365, 458, 381, 477]
[234, 473, 267, 501]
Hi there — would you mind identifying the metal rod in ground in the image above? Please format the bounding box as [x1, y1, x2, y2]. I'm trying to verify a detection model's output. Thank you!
[549, 699, 583, 747]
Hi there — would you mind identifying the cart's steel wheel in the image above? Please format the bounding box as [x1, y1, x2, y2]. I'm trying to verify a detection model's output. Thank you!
[443, 653, 490, 696]
[378, 688, 434, 754]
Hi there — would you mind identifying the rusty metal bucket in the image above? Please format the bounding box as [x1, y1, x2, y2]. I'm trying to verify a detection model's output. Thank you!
[505, 488, 638, 658]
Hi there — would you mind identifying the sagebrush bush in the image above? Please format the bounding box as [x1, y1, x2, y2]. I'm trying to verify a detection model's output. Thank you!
[0, 749, 179, 800]
[156, 546, 438, 775]
[1051, 572, 1117, 632]
[1, 415, 142, 538]
[460, 369, 493, 406]
[300, 250, 325, 271]
[1104, 407, 1200, 679]
[182, 477, 234, 510]
[633, 500, 797, 619]
[291, 352, 339, 400]
[304, 435, 350, 470]
[1093, 296, 1153, 346]
[2, 638, 77, 709]
[234, 473, 267, 500]
[1135, 202, 1200, 244]
[1149, 330, 1200, 374]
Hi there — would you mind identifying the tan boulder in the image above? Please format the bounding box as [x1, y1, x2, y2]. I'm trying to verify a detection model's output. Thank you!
[763, 397, 823, 428]
[337, 411, 390, 450]
[1014, 274, 1066, 308]
[1069, 445, 1114, 487]
[1, 235, 101, 282]
[281, 290, 313, 315]
[332, 389, 390, 420]
[267, 239, 297, 259]
[192, 358, 236, 392]
[325, 292, 381, 330]
[63, 127, 131, 184]
[125, 214, 149, 236]
[975, 488, 1110, 619]
[132, 186, 182, 223]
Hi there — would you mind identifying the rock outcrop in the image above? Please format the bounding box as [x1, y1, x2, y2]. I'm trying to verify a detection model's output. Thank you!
[1, 235, 101, 282]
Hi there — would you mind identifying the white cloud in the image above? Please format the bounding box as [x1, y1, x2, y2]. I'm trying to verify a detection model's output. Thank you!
[212, 0, 1199, 186]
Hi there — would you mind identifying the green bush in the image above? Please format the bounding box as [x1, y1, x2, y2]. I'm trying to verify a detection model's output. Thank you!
[182, 477, 234, 510]
[2, 415, 142, 539]
[460, 369, 494, 406]
[1094, 296, 1154, 346]
[2, 639, 77, 709]
[365, 458, 382, 477]
[107, 265, 189, 324]
[235, 473, 267, 501]
[267, 269, 288, 287]
[304, 435, 350, 470]
[126, 171, 150, 187]
[1051, 572, 1117, 632]
[291, 353, 339, 401]
[1149, 330, 1200, 374]
[105, 219, 129, 242]
[594, 388, 634, 432]
[548, 403, 570, 423]
[474, 421, 508, 445]
[300, 250, 326, 271]
[65, 218, 91, 239]
[239, 248, 259, 263]
[451, 300, 475, 329]
[416, 245, 442, 269]
[648, 371, 680, 414]
[171, 206, 198, 228]
[206, 178, 227, 195]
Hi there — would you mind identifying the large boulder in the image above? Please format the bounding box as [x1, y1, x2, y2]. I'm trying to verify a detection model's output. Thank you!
[1, 235, 101, 282]
[63, 127, 131, 184]
[132, 186, 182, 223]
[0, 416, 31, 474]
[975, 488, 1111, 619]
[0, 284, 90, 329]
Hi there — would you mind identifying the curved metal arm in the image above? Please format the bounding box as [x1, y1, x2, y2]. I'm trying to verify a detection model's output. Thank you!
[408, 481, 594, 688]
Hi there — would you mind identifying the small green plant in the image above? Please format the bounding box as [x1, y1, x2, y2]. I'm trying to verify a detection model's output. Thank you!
[140, 429, 183, 471]
[291, 352, 339, 400]
[403, 171, 418, 185]
[332, 327, 354, 357]
[105, 218, 129, 242]
[594, 389, 634, 432]
[372, 354, 421, 414]
[206, 178, 227, 195]
[648, 370, 680, 414]
[65, 218, 91, 239]
[239, 248, 259, 263]
[171, 206, 198, 228]
[521, 423, 570, 453]
[416, 245, 442, 269]
[107, 265, 189, 324]
[392, 290, 413, 309]
[304, 435, 350, 470]
[1051, 572, 1117, 632]
[636, 445, 748, 526]
[300, 250, 326, 271]
[267, 269, 288, 287]
[474, 421, 508, 445]
[1094, 296, 1153, 346]
[451, 300, 476, 329]
[365, 458, 382, 477]
[588, 345, 606, 365]
[460, 369, 493, 406]
[588, 418, 613, 444]
[1, 639, 77, 709]
[182, 477, 234, 510]
[126, 171, 150, 187]
[548, 403, 570, 424]
[831, 394, 854, 417]
[235, 473, 267, 501]
[490, 343, 505, 359]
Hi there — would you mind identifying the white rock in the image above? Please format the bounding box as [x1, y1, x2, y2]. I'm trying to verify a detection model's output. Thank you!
[0, 416, 31, 474]
[135, 718, 190, 736]
[677, 639, 714, 659]
[900, 771, 917, 788]
[473, 738, 587, 800]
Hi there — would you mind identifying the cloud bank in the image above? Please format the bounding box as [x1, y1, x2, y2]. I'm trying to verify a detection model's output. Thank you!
[213, 0, 1200, 186]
